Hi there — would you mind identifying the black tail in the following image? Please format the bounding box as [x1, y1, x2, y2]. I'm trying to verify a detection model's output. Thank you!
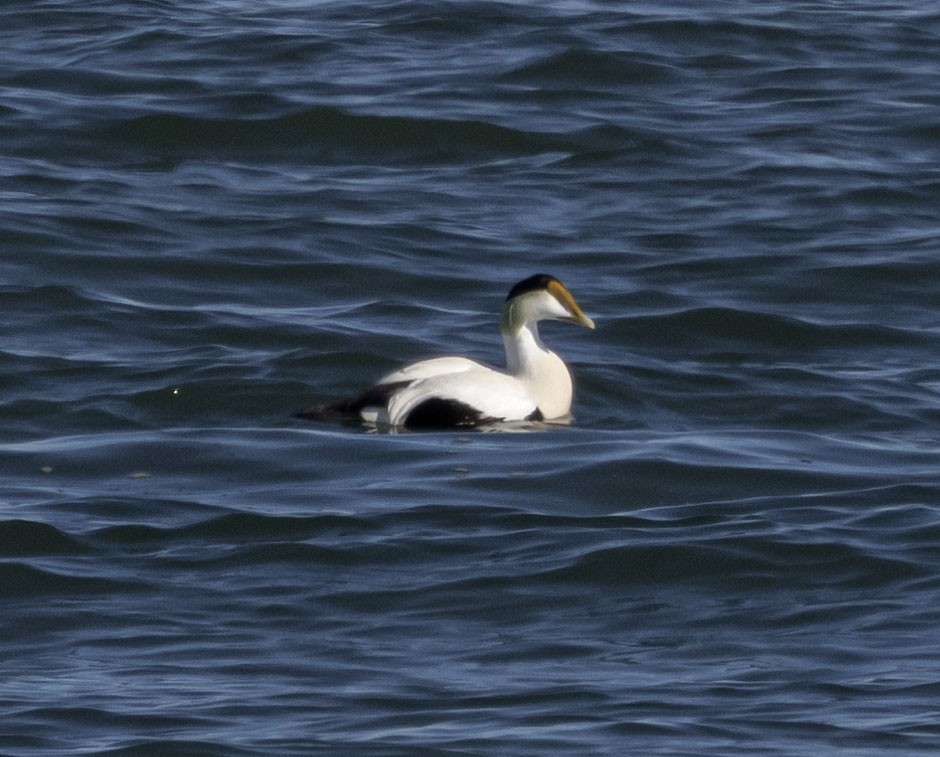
[294, 401, 357, 422]
[294, 381, 409, 423]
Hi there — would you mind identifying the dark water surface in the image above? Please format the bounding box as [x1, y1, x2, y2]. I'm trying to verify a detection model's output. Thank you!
[3, 1, 940, 754]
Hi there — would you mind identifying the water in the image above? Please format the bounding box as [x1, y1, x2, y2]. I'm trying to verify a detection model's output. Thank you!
[3, 1, 940, 754]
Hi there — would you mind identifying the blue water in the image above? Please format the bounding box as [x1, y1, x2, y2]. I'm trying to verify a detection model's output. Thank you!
[3, 1, 940, 754]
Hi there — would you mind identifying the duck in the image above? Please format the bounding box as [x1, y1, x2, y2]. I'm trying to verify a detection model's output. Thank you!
[298, 273, 594, 429]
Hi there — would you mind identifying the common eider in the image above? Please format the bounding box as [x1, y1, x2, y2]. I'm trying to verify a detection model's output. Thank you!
[298, 273, 594, 429]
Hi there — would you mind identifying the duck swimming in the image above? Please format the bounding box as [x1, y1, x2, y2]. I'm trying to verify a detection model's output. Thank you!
[298, 273, 594, 430]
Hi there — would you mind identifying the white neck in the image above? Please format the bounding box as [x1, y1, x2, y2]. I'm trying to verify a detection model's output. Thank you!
[502, 322, 573, 419]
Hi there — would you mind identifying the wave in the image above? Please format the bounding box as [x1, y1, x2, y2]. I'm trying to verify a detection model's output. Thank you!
[536, 536, 926, 591]
[14, 497, 928, 589]
[0, 519, 91, 557]
[0, 562, 145, 597]
[99, 107, 554, 163]
[82, 105, 678, 167]
[618, 305, 937, 354]
[90, 741, 253, 757]
[501, 47, 676, 87]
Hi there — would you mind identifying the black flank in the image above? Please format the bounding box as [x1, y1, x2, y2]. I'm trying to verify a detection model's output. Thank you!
[404, 398, 490, 429]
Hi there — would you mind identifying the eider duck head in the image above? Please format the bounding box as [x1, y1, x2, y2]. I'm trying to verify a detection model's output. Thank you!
[501, 273, 595, 334]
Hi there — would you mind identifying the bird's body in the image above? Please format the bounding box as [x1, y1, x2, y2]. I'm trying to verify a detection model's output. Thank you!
[299, 274, 594, 430]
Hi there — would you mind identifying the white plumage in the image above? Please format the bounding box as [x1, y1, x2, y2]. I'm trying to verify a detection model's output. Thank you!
[299, 273, 594, 429]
